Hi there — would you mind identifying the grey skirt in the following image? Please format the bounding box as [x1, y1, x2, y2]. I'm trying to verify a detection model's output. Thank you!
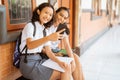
[20, 54, 53, 80]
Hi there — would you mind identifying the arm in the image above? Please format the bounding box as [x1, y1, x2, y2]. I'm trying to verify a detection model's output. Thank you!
[44, 46, 68, 69]
[27, 29, 65, 49]
[44, 46, 60, 62]
[26, 35, 53, 49]
[63, 36, 76, 71]
[63, 36, 74, 58]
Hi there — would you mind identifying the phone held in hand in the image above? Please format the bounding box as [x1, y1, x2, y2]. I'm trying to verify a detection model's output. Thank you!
[56, 23, 67, 34]
[56, 23, 70, 35]
[56, 23, 70, 40]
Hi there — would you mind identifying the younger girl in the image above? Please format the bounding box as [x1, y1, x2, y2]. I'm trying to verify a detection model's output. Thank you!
[45, 7, 84, 80]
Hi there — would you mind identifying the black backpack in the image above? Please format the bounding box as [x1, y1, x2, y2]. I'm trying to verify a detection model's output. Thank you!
[13, 22, 36, 68]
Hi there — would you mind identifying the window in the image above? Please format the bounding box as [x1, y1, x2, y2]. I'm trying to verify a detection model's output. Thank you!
[2, 0, 36, 31]
[0, 0, 36, 44]
[8, 0, 32, 24]
[92, 0, 101, 16]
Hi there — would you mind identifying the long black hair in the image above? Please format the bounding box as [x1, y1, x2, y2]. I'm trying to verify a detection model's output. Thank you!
[31, 3, 54, 28]
[56, 7, 70, 35]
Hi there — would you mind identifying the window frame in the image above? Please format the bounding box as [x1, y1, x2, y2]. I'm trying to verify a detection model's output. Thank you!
[2, 0, 36, 31]
[92, 0, 101, 16]
[0, 0, 36, 44]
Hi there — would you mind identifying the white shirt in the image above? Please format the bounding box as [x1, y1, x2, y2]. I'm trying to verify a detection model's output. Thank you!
[48, 25, 68, 49]
[20, 21, 50, 53]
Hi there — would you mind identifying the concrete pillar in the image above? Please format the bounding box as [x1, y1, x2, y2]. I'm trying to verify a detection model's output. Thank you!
[118, 0, 120, 23]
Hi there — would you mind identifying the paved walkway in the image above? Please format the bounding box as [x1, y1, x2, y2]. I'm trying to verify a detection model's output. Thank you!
[80, 25, 120, 80]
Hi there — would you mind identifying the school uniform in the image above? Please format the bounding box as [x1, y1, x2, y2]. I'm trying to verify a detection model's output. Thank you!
[48, 25, 68, 52]
[19, 21, 53, 80]
[48, 25, 60, 50]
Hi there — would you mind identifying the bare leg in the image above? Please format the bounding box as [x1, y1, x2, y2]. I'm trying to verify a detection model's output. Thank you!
[49, 70, 61, 80]
[60, 64, 71, 80]
[72, 54, 84, 80]
[50, 64, 71, 80]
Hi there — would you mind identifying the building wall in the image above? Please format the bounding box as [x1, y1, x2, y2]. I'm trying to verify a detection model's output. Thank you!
[81, 11, 108, 44]
[0, 42, 21, 80]
[0, 0, 21, 80]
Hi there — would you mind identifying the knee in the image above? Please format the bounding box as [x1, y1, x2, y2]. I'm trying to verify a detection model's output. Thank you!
[73, 53, 81, 67]
[50, 70, 61, 80]
[64, 64, 71, 73]
[73, 53, 80, 60]
[73, 53, 79, 57]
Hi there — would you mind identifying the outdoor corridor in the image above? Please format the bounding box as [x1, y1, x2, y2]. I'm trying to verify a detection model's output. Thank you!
[80, 24, 120, 80]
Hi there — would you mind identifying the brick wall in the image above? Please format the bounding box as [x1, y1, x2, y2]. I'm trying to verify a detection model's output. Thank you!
[0, 42, 21, 80]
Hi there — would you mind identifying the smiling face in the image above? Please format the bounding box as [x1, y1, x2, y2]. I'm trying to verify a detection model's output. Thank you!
[55, 9, 69, 24]
[38, 7, 54, 25]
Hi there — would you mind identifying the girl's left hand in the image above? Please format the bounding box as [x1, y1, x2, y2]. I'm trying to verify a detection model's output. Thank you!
[71, 60, 76, 72]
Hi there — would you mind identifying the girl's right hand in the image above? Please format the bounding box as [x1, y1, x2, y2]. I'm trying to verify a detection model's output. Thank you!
[58, 61, 68, 71]
[48, 29, 65, 41]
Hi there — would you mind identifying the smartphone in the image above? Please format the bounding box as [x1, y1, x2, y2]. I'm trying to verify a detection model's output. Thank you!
[56, 23, 67, 34]
[56, 23, 70, 35]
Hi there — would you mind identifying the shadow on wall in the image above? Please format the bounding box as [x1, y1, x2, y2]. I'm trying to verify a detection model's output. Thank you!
[0, 5, 21, 44]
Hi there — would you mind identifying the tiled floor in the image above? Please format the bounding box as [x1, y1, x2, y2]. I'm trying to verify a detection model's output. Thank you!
[80, 25, 120, 80]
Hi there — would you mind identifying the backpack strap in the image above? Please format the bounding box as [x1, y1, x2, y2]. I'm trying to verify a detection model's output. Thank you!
[32, 22, 36, 36]
[21, 45, 27, 54]
[24, 47, 28, 63]
[23, 22, 36, 63]
[20, 22, 36, 53]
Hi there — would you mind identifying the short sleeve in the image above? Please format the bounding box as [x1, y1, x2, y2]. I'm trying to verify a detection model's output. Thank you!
[22, 23, 34, 41]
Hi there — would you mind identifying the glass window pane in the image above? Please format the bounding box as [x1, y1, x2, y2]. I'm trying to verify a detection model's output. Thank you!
[8, 0, 32, 24]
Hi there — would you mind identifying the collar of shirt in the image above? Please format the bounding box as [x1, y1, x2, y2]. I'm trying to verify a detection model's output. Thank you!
[35, 21, 45, 31]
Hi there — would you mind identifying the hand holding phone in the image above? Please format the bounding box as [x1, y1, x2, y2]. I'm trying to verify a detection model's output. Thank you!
[56, 23, 70, 35]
